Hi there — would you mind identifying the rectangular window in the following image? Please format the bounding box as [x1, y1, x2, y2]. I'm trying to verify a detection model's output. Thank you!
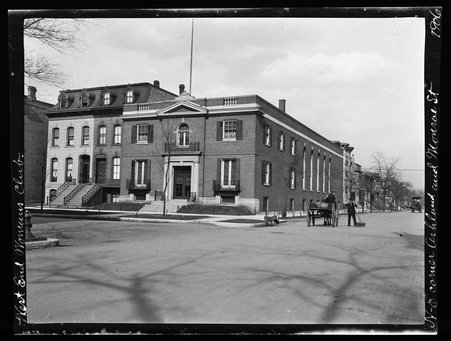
[263, 196, 269, 212]
[290, 198, 295, 211]
[264, 125, 271, 146]
[302, 147, 306, 190]
[223, 120, 237, 141]
[112, 194, 119, 203]
[290, 137, 296, 155]
[137, 125, 149, 143]
[65, 158, 73, 182]
[322, 156, 326, 193]
[317, 152, 320, 192]
[290, 168, 296, 189]
[113, 125, 122, 144]
[221, 195, 235, 204]
[310, 150, 313, 191]
[82, 126, 89, 145]
[221, 159, 237, 188]
[134, 160, 147, 187]
[52, 128, 59, 146]
[263, 161, 271, 186]
[328, 157, 331, 193]
[278, 132, 285, 151]
[98, 126, 106, 145]
[113, 157, 120, 180]
[51, 159, 58, 182]
[67, 127, 74, 146]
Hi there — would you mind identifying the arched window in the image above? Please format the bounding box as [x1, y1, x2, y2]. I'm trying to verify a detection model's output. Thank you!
[177, 123, 190, 147]
[81, 93, 89, 107]
[59, 95, 67, 109]
[125, 89, 134, 103]
[67, 127, 74, 146]
[103, 92, 111, 105]
[50, 158, 58, 182]
[52, 128, 59, 146]
[112, 157, 120, 180]
[66, 158, 73, 182]
[113, 125, 121, 144]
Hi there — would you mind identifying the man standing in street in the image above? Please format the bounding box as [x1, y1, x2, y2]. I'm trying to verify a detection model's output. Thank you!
[346, 199, 357, 226]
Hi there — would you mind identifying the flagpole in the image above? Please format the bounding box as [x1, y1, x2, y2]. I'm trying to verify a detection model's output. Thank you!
[189, 19, 194, 95]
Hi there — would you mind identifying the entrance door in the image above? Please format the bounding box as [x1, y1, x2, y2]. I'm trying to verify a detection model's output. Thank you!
[173, 166, 191, 199]
[79, 155, 90, 183]
[96, 159, 106, 184]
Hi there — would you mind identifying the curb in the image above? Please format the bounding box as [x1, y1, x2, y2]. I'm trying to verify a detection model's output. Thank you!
[26, 238, 60, 250]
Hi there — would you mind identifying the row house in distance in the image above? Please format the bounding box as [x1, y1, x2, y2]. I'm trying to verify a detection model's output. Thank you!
[24, 86, 53, 205]
[120, 85, 344, 213]
[44, 81, 176, 206]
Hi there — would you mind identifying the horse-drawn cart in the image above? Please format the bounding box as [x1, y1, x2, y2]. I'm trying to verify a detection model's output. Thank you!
[307, 202, 339, 227]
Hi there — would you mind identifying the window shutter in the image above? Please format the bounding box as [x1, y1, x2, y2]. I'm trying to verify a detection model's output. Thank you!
[144, 160, 150, 183]
[217, 159, 222, 184]
[263, 125, 267, 145]
[235, 158, 240, 182]
[236, 120, 243, 140]
[216, 121, 223, 141]
[148, 124, 154, 143]
[131, 125, 137, 144]
[269, 162, 272, 185]
[269, 127, 273, 146]
[261, 160, 265, 184]
[131, 160, 136, 185]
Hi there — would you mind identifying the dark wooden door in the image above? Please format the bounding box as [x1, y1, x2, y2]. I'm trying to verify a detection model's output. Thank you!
[96, 159, 106, 183]
[173, 166, 191, 199]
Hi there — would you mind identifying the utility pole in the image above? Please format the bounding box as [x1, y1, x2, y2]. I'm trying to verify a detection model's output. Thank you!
[189, 19, 194, 95]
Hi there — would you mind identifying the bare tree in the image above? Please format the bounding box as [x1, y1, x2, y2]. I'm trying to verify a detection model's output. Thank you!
[152, 119, 177, 216]
[371, 152, 400, 212]
[24, 18, 88, 87]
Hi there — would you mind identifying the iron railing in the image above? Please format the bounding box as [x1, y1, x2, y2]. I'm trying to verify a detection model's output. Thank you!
[164, 141, 200, 152]
[126, 179, 151, 190]
[63, 183, 85, 205]
[82, 184, 101, 205]
[213, 180, 240, 192]
[97, 178, 120, 187]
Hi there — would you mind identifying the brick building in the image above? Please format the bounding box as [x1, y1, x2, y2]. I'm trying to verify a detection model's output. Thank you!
[44, 81, 344, 213]
[24, 86, 53, 205]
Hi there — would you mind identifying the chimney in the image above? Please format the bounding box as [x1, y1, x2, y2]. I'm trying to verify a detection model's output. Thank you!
[279, 99, 286, 113]
[28, 86, 37, 101]
[153, 80, 160, 88]
[179, 84, 185, 95]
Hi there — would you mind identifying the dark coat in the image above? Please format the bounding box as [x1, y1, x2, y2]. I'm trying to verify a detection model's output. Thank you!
[346, 202, 357, 214]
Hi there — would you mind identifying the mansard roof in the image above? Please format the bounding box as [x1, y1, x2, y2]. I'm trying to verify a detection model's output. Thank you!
[47, 82, 177, 114]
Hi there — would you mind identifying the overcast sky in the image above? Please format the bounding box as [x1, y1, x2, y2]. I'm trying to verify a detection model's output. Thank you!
[24, 15, 426, 190]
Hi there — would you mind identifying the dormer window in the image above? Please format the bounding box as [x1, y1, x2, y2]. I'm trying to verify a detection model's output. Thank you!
[60, 95, 67, 109]
[81, 93, 89, 107]
[125, 89, 134, 103]
[103, 92, 111, 105]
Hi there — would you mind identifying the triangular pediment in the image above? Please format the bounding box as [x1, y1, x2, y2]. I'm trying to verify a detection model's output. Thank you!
[156, 101, 207, 116]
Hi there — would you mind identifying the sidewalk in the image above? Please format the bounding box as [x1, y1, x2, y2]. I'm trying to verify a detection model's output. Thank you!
[26, 206, 385, 229]
[25, 206, 279, 228]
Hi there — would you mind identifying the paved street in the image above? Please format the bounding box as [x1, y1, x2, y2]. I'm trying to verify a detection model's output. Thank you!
[25, 211, 424, 325]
